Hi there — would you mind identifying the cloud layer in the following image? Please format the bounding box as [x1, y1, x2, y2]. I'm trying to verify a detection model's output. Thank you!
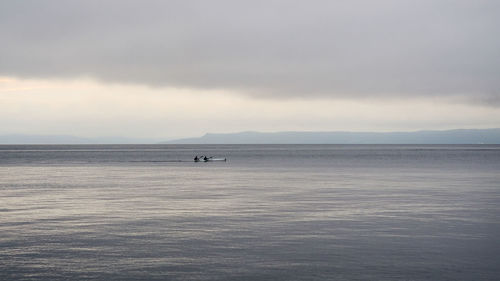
[1, 0, 499, 101]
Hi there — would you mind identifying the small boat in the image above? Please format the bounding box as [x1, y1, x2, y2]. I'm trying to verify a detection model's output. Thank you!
[206, 157, 226, 162]
[194, 156, 226, 162]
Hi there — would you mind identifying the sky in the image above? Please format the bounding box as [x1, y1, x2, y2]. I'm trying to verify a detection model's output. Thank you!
[1, 0, 499, 139]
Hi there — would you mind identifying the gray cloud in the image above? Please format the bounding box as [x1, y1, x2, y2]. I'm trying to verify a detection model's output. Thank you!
[1, 0, 499, 100]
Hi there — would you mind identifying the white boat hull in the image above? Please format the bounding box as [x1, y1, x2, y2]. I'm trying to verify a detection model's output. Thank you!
[194, 157, 226, 162]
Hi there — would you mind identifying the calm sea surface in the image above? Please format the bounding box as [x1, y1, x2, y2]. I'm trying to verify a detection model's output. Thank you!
[1, 144, 499, 280]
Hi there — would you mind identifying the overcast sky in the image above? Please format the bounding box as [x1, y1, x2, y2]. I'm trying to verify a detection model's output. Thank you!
[1, 0, 499, 139]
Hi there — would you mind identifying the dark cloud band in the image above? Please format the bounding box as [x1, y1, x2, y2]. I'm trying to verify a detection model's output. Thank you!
[1, 0, 499, 101]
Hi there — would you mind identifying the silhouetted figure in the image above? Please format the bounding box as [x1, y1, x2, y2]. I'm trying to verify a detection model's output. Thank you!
[194, 155, 199, 162]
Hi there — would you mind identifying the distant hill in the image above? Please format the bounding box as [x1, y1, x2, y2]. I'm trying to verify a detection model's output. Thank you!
[2, 129, 499, 144]
[163, 129, 500, 144]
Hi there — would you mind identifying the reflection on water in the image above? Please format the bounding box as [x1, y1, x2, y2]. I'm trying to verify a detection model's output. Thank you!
[1, 145, 499, 280]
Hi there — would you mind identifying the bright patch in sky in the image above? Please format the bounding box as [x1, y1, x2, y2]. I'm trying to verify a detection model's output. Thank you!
[1, 76, 498, 139]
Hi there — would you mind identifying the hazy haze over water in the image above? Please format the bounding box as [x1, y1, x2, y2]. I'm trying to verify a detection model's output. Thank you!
[1, 145, 499, 280]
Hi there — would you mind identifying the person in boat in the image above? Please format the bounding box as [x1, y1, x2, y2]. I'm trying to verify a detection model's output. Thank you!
[203, 156, 209, 161]
[194, 155, 199, 162]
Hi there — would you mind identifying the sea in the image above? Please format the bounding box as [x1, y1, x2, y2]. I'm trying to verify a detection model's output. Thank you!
[1, 144, 499, 280]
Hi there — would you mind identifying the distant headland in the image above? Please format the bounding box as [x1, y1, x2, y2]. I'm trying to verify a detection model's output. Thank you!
[163, 128, 500, 144]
